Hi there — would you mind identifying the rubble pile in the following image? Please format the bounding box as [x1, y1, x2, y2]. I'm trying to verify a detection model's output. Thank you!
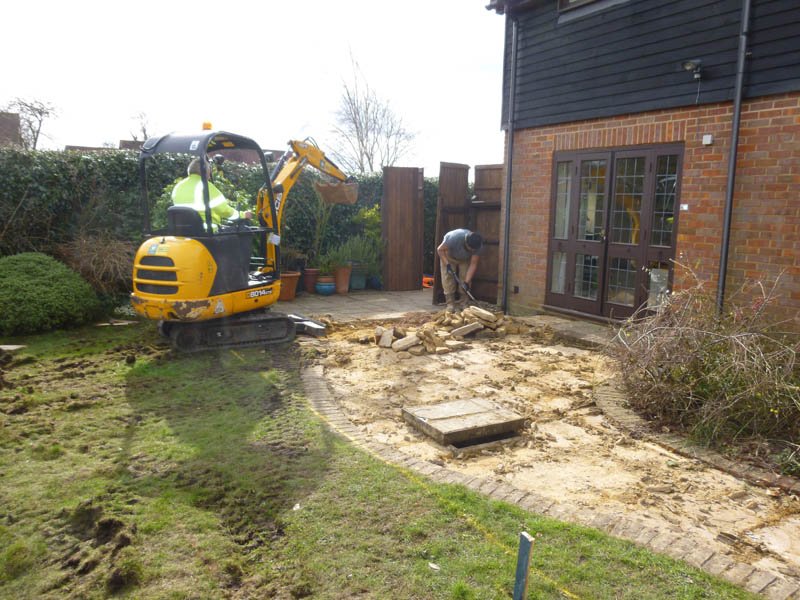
[356, 306, 529, 356]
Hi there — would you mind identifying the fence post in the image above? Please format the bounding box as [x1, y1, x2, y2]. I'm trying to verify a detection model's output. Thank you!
[512, 531, 534, 600]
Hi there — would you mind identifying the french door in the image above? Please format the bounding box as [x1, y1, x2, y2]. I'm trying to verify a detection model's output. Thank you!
[545, 144, 683, 319]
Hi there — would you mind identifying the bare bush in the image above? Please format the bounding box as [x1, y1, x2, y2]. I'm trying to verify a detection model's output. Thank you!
[55, 235, 138, 295]
[612, 273, 799, 467]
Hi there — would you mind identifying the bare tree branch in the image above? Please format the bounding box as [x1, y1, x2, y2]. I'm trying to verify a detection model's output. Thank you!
[3, 98, 57, 150]
[330, 56, 416, 175]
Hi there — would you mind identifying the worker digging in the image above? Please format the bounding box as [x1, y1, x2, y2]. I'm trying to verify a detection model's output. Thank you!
[437, 228, 483, 312]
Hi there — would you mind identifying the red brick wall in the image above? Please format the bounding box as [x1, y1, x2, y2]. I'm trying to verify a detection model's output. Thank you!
[500, 92, 800, 320]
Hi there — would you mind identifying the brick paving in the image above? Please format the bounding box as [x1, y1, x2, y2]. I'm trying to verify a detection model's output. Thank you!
[294, 292, 800, 598]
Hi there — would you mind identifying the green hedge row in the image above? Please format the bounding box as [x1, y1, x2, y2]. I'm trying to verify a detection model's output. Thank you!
[0, 149, 441, 274]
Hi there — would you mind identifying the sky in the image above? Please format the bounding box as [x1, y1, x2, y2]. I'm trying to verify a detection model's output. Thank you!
[4, 0, 507, 180]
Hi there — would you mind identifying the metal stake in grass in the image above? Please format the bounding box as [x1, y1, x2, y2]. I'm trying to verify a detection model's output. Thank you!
[512, 531, 534, 600]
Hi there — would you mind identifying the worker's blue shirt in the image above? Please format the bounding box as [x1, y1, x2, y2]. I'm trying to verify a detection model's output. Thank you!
[443, 229, 481, 262]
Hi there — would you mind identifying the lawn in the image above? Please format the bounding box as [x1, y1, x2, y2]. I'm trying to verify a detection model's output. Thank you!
[0, 322, 758, 599]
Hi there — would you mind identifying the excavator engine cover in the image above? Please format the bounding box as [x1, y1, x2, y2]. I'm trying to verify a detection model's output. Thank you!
[314, 181, 359, 205]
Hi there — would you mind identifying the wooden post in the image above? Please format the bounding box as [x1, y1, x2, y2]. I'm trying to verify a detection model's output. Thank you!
[512, 531, 534, 600]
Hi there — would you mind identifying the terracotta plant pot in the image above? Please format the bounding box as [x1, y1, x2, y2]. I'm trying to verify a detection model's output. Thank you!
[278, 271, 300, 301]
[302, 268, 320, 294]
[334, 265, 352, 294]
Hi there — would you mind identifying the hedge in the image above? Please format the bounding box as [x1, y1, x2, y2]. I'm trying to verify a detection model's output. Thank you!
[0, 148, 441, 279]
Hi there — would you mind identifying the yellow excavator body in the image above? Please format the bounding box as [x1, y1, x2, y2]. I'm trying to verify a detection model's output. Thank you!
[131, 236, 280, 323]
[130, 131, 355, 351]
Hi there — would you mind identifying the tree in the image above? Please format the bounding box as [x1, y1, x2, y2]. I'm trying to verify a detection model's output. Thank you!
[330, 59, 415, 175]
[3, 98, 56, 150]
[129, 111, 154, 142]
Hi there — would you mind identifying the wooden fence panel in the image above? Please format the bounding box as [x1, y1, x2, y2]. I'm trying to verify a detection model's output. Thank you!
[471, 164, 504, 303]
[382, 166, 424, 291]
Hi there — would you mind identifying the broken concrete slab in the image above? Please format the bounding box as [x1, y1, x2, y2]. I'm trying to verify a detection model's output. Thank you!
[392, 334, 421, 352]
[378, 329, 394, 348]
[402, 398, 525, 446]
[450, 322, 483, 337]
[465, 306, 497, 322]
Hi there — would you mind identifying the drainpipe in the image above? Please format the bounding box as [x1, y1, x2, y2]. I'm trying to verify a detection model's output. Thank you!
[717, 0, 751, 316]
[501, 13, 518, 313]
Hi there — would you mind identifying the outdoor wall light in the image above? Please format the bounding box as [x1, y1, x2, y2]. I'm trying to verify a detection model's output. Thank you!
[682, 59, 703, 80]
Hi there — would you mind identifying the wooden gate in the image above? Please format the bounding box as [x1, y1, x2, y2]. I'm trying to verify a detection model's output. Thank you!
[432, 163, 503, 305]
[382, 166, 424, 291]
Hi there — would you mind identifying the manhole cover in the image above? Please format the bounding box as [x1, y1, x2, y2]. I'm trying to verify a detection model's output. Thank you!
[402, 398, 525, 446]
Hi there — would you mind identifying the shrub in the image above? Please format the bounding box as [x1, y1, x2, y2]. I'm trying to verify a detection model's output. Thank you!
[55, 234, 138, 295]
[0, 252, 103, 335]
[612, 275, 799, 472]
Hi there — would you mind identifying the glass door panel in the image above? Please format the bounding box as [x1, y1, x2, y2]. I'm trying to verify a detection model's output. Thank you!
[611, 157, 645, 244]
[554, 162, 571, 239]
[578, 160, 606, 241]
[574, 254, 600, 300]
[607, 257, 637, 307]
[551, 251, 567, 294]
[652, 155, 679, 247]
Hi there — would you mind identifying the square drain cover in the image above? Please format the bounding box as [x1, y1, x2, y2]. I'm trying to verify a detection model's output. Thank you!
[402, 398, 524, 446]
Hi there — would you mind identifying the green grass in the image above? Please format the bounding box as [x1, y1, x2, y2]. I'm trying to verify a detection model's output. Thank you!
[0, 322, 759, 599]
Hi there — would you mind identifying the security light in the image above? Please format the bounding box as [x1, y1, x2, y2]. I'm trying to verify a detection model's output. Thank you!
[682, 59, 702, 79]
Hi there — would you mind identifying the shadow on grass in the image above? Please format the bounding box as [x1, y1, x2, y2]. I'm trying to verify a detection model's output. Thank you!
[119, 343, 334, 552]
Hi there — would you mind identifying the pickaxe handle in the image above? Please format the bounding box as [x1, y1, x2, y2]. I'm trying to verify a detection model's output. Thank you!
[446, 264, 477, 302]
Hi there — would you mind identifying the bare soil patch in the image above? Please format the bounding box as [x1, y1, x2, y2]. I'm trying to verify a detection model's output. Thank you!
[313, 316, 800, 586]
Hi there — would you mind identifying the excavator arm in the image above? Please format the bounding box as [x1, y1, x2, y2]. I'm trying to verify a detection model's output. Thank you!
[256, 139, 357, 273]
[258, 139, 352, 233]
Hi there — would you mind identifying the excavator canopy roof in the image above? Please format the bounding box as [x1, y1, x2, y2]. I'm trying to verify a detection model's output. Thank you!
[140, 130, 265, 160]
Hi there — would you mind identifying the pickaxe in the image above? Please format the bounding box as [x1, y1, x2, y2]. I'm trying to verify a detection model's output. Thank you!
[446, 264, 477, 303]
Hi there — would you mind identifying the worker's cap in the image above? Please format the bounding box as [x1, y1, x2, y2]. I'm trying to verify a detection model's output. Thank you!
[466, 232, 483, 251]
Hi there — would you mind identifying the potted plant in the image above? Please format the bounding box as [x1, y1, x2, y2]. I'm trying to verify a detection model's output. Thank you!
[341, 235, 378, 291]
[278, 247, 304, 302]
[326, 244, 352, 294]
[302, 185, 336, 293]
[315, 255, 336, 295]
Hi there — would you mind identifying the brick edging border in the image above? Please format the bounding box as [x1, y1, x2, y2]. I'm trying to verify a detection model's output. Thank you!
[300, 365, 800, 599]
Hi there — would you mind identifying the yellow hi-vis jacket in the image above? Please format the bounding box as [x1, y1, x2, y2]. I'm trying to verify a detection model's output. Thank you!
[171, 174, 241, 229]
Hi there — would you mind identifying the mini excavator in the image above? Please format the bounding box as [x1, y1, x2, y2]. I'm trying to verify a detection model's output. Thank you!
[130, 130, 358, 351]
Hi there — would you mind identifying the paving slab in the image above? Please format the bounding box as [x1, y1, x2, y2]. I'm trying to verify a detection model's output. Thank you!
[402, 398, 524, 446]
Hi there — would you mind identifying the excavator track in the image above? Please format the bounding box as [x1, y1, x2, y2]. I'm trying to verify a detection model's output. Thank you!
[165, 309, 296, 352]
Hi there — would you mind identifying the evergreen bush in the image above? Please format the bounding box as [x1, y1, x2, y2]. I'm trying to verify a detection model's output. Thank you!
[0, 253, 102, 335]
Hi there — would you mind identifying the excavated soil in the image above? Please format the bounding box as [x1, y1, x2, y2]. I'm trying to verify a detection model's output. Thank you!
[311, 317, 800, 585]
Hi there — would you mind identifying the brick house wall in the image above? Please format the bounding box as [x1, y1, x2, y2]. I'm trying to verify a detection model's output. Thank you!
[500, 91, 800, 318]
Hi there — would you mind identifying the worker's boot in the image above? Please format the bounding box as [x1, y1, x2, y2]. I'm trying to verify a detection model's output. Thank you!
[445, 293, 457, 313]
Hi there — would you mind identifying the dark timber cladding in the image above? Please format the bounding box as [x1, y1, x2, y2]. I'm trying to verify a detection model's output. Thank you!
[500, 0, 800, 129]
[381, 167, 424, 291]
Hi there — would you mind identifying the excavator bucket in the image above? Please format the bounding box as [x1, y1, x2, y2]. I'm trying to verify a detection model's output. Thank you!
[314, 181, 359, 205]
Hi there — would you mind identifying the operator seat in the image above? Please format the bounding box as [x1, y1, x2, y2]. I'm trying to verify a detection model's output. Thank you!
[167, 206, 207, 237]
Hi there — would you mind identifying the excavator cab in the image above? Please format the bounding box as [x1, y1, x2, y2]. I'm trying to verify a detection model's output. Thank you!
[131, 130, 357, 351]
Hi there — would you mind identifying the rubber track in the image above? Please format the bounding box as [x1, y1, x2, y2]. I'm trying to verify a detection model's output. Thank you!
[170, 311, 296, 353]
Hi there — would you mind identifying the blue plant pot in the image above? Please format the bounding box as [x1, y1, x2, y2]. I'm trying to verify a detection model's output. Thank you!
[315, 282, 335, 296]
[367, 275, 382, 290]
